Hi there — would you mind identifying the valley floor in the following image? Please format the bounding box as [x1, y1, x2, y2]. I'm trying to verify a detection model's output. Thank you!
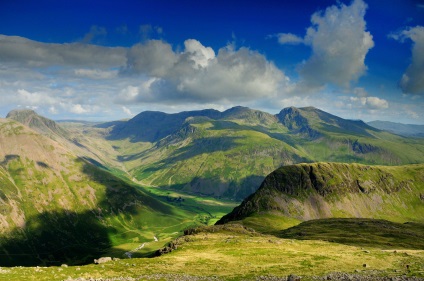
[2, 224, 423, 281]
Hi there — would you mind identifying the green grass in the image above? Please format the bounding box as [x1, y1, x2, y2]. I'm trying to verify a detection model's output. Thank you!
[1, 223, 423, 280]
[279, 218, 424, 250]
[0, 154, 236, 266]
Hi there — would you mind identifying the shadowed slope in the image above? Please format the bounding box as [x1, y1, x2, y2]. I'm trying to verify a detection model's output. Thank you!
[0, 118, 194, 266]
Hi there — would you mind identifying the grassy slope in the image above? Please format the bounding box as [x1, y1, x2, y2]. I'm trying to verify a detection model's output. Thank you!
[217, 162, 424, 234]
[114, 117, 308, 200]
[2, 224, 423, 280]
[0, 119, 236, 266]
[98, 107, 424, 201]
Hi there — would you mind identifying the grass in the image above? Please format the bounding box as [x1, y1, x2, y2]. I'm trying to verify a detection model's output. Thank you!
[1, 223, 423, 280]
[279, 218, 424, 250]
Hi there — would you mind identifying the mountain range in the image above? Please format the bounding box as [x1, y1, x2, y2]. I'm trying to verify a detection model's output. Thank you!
[2, 106, 424, 267]
[89, 106, 424, 200]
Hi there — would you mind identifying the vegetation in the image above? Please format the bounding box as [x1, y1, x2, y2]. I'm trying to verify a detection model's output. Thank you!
[1, 224, 423, 280]
[0, 118, 236, 266]
[101, 106, 424, 200]
[1, 108, 424, 280]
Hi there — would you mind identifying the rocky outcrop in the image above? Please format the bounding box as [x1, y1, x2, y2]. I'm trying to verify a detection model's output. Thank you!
[276, 107, 321, 139]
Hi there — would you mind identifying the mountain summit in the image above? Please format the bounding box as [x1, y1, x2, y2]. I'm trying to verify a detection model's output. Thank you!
[6, 109, 69, 139]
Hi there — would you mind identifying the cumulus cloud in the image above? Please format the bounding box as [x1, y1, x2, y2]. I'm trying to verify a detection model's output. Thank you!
[299, 0, 374, 88]
[349, 96, 388, 110]
[124, 40, 178, 77]
[276, 33, 304, 45]
[347, 87, 389, 110]
[390, 26, 424, 95]
[119, 39, 287, 104]
[0, 34, 290, 117]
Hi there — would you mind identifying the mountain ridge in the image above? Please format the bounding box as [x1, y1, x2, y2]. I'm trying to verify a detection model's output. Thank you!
[217, 162, 424, 228]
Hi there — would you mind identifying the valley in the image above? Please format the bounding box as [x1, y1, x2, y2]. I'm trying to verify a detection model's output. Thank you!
[0, 107, 423, 280]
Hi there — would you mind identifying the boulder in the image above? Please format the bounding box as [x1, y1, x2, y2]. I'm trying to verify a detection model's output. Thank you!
[94, 257, 112, 264]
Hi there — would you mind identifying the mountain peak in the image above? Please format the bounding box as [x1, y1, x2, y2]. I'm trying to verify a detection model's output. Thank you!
[6, 108, 68, 138]
[6, 108, 37, 120]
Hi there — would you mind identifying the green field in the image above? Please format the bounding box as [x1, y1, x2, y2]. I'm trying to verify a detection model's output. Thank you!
[1, 222, 423, 280]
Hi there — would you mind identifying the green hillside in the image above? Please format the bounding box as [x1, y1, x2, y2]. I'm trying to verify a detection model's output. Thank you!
[217, 162, 424, 232]
[0, 118, 234, 266]
[98, 106, 424, 200]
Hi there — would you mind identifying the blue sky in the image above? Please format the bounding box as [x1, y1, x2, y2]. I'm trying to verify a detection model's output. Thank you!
[0, 0, 423, 123]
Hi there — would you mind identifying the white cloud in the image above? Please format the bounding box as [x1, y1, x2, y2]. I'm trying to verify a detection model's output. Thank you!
[183, 39, 215, 69]
[299, 0, 374, 88]
[349, 96, 389, 109]
[122, 106, 133, 116]
[276, 33, 304, 45]
[124, 40, 178, 77]
[16, 89, 56, 106]
[74, 69, 118, 79]
[391, 26, 424, 95]
[68, 104, 95, 114]
[120, 39, 288, 104]
[0, 35, 126, 67]
[364, 96, 389, 109]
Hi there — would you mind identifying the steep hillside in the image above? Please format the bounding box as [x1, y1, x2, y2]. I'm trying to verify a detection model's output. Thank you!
[0, 118, 207, 266]
[100, 106, 424, 200]
[217, 162, 424, 228]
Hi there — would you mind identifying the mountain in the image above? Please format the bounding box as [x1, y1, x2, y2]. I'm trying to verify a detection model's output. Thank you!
[0, 118, 203, 266]
[6, 109, 69, 139]
[98, 106, 424, 200]
[368, 120, 424, 138]
[6, 109, 134, 175]
[217, 162, 424, 231]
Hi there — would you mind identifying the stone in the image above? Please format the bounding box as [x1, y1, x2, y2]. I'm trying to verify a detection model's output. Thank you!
[288, 274, 301, 281]
[94, 256, 112, 264]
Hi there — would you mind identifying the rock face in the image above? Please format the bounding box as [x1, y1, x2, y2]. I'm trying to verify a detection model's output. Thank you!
[217, 162, 424, 224]
[276, 107, 320, 139]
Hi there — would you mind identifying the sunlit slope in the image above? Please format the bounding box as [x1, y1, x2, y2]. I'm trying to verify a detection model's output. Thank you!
[2, 224, 423, 280]
[0, 118, 202, 266]
[106, 106, 424, 200]
[217, 162, 424, 230]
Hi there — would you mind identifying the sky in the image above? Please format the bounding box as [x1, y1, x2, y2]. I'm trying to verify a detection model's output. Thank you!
[0, 0, 423, 124]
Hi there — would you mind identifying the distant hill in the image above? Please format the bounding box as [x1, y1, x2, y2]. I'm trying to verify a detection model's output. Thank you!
[217, 162, 424, 230]
[368, 120, 424, 138]
[98, 106, 424, 200]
